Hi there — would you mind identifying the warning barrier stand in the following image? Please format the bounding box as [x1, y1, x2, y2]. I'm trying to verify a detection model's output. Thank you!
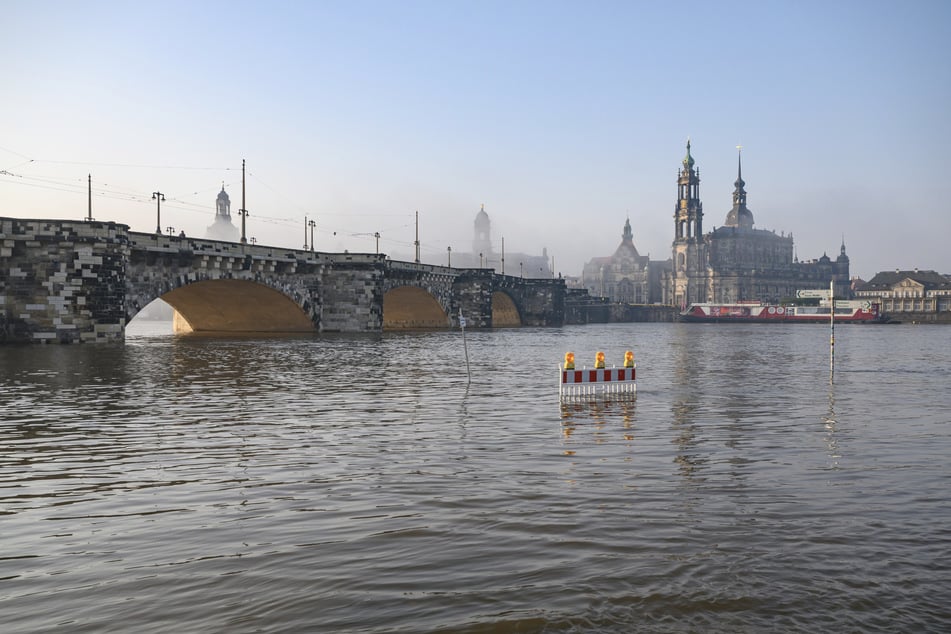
[559, 350, 636, 400]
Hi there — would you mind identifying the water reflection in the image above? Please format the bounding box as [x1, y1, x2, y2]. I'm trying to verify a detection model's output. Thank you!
[559, 398, 636, 438]
[823, 384, 841, 469]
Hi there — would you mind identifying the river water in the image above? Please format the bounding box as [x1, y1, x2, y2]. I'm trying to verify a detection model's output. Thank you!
[1, 321, 949, 633]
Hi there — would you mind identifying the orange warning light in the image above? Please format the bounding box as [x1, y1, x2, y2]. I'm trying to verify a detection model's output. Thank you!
[595, 351, 605, 369]
[564, 351, 575, 370]
[624, 350, 635, 367]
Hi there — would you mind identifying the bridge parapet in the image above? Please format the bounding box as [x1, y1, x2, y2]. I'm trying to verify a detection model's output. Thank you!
[129, 231, 382, 265]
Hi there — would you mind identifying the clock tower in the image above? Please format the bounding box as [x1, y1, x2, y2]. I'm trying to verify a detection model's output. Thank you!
[671, 140, 706, 307]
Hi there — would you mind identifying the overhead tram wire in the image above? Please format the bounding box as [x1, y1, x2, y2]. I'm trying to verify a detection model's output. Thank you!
[0, 170, 234, 228]
[2, 150, 443, 252]
[0, 157, 245, 226]
[1, 158, 236, 197]
[30, 159, 236, 171]
[0, 144, 37, 172]
[0, 144, 35, 160]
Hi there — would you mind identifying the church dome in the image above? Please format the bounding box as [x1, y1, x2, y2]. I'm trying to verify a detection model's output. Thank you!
[683, 139, 695, 169]
[724, 205, 755, 229]
[217, 185, 230, 202]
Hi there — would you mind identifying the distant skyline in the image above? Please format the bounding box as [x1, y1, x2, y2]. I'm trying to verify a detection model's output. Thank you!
[2, 0, 949, 280]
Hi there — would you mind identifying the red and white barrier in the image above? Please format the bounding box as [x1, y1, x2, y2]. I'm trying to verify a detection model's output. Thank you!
[559, 352, 636, 400]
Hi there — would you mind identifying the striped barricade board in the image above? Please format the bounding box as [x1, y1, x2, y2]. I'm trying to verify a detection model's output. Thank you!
[559, 365, 636, 400]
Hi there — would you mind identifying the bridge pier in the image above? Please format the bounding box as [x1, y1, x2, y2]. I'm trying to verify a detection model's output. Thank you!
[0, 218, 129, 343]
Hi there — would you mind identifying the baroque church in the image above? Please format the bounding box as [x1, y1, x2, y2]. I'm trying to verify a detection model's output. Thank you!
[583, 141, 850, 305]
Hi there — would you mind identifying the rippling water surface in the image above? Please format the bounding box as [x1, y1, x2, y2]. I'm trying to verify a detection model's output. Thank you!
[2, 321, 950, 632]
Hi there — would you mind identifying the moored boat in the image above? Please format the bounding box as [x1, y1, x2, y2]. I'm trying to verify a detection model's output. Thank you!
[680, 291, 884, 323]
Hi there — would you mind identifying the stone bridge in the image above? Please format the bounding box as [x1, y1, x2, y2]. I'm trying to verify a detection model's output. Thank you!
[0, 217, 566, 343]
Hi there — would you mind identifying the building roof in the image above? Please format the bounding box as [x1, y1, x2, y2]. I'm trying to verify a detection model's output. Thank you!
[859, 270, 951, 291]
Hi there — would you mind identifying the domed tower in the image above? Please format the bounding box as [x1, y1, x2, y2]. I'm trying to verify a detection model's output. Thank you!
[724, 147, 754, 229]
[671, 139, 706, 306]
[206, 184, 240, 242]
[216, 185, 231, 218]
[473, 203, 493, 257]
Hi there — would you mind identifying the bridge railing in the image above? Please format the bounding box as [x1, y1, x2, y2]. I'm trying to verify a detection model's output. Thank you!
[128, 232, 385, 265]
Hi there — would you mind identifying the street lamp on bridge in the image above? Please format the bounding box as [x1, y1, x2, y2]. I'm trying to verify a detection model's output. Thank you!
[152, 191, 165, 234]
[239, 158, 248, 244]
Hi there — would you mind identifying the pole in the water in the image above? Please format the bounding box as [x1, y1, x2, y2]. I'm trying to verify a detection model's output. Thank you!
[459, 307, 471, 386]
[830, 278, 835, 383]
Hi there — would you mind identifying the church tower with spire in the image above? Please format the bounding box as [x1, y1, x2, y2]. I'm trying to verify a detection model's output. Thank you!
[724, 147, 754, 229]
[671, 139, 707, 307]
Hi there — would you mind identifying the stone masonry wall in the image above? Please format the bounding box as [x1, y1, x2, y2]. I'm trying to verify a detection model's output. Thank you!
[0, 218, 129, 343]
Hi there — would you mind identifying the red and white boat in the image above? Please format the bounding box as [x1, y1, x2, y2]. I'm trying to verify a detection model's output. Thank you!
[680, 291, 884, 324]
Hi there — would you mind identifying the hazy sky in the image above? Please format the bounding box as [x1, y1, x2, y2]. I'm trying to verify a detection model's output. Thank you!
[2, 0, 949, 279]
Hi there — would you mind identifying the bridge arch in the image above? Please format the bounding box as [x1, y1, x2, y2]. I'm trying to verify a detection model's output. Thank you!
[492, 290, 522, 327]
[383, 286, 449, 329]
[128, 278, 317, 334]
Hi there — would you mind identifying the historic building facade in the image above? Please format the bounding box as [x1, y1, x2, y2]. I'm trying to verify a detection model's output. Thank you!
[663, 142, 850, 306]
[582, 218, 657, 303]
[855, 269, 951, 316]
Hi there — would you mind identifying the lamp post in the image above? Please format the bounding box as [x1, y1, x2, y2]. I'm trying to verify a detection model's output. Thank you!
[152, 191, 164, 234]
[239, 158, 247, 244]
[309, 219, 316, 252]
[166, 226, 175, 236]
[520, 261, 523, 278]
[479, 252, 484, 268]
[414, 210, 420, 263]
[238, 207, 248, 244]
[447, 246, 451, 267]
[304, 215, 309, 250]
[374, 232, 380, 254]
[501, 235, 505, 275]
[87, 174, 93, 221]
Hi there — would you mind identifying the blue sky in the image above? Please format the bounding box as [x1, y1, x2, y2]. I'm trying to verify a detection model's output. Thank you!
[2, 0, 949, 279]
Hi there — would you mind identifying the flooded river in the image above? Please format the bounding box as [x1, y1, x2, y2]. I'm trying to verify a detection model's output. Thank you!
[1, 321, 949, 632]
